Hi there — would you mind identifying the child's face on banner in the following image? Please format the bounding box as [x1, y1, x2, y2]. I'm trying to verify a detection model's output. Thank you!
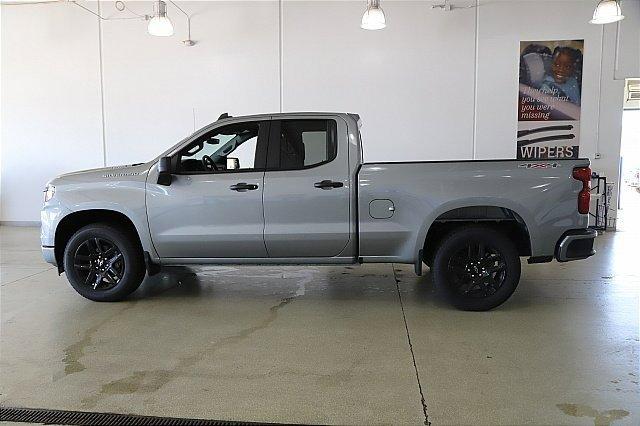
[552, 52, 576, 84]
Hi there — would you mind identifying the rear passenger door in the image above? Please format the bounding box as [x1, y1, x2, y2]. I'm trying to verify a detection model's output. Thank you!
[262, 117, 351, 258]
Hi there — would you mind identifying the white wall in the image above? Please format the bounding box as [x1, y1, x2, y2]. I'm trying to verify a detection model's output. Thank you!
[1, 0, 639, 223]
[100, 1, 280, 165]
[1, 2, 104, 222]
[282, 0, 477, 161]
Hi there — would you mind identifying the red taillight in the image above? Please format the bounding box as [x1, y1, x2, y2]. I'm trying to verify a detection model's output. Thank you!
[572, 167, 591, 182]
[572, 167, 591, 214]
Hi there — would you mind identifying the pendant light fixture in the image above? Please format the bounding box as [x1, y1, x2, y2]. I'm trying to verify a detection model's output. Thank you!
[361, 0, 386, 30]
[12, 0, 194, 45]
[148, 0, 174, 37]
[589, 0, 625, 24]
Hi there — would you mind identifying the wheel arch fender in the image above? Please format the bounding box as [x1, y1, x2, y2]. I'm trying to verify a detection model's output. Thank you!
[54, 205, 156, 268]
[414, 197, 536, 262]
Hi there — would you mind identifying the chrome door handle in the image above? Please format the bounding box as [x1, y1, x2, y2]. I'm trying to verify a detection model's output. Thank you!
[229, 182, 258, 191]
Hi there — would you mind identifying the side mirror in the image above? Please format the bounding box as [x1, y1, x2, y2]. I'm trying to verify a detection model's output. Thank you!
[226, 157, 240, 170]
[157, 156, 173, 186]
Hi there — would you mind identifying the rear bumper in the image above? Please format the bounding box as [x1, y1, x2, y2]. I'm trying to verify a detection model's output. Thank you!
[556, 228, 597, 262]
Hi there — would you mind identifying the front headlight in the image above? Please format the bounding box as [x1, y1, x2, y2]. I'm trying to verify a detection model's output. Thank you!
[43, 185, 55, 203]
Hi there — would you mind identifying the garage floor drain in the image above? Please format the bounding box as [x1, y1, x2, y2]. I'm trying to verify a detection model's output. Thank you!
[0, 407, 284, 425]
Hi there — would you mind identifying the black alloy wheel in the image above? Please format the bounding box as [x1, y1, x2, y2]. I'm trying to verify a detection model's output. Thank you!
[73, 237, 125, 291]
[63, 224, 146, 302]
[433, 226, 521, 311]
[446, 242, 507, 298]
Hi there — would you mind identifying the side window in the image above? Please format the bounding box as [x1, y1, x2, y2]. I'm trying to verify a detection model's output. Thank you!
[178, 122, 261, 173]
[277, 120, 337, 170]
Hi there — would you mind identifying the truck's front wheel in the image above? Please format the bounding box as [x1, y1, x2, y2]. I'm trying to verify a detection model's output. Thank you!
[433, 226, 521, 311]
[63, 224, 145, 302]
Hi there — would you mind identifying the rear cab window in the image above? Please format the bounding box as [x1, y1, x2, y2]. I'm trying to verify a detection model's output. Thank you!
[268, 119, 337, 170]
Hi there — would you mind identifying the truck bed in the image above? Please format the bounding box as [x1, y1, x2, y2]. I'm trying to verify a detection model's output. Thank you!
[356, 158, 590, 263]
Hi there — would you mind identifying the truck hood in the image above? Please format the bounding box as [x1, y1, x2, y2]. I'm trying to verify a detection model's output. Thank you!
[50, 162, 153, 185]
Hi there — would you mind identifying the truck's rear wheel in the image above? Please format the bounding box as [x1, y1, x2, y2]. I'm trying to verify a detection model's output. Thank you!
[63, 224, 145, 302]
[433, 226, 521, 311]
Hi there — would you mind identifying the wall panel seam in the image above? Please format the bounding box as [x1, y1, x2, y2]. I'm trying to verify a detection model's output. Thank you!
[595, 25, 605, 155]
[97, 0, 107, 166]
[472, 0, 479, 159]
[279, 0, 283, 113]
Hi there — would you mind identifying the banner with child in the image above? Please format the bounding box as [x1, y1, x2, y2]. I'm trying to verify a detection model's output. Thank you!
[517, 40, 584, 160]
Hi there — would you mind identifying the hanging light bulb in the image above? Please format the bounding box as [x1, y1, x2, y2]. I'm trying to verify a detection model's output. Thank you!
[589, 0, 625, 24]
[148, 0, 174, 37]
[361, 0, 386, 30]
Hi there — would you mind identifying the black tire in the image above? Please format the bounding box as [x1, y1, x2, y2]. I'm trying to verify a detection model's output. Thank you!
[433, 226, 521, 311]
[63, 223, 146, 302]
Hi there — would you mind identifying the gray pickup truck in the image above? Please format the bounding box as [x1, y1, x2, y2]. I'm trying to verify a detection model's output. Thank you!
[41, 112, 596, 310]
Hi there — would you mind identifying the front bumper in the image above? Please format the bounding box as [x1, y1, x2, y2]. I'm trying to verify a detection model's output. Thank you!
[41, 197, 71, 267]
[556, 228, 597, 262]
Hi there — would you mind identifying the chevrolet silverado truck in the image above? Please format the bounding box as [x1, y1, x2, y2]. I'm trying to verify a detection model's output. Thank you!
[41, 112, 596, 310]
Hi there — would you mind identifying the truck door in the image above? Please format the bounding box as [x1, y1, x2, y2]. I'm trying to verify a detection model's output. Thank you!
[146, 120, 269, 259]
[262, 117, 351, 258]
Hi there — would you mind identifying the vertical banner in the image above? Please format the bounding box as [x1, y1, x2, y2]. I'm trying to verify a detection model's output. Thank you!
[517, 40, 584, 159]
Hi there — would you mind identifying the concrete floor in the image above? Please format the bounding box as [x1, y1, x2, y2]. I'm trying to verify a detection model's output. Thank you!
[1, 226, 638, 425]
